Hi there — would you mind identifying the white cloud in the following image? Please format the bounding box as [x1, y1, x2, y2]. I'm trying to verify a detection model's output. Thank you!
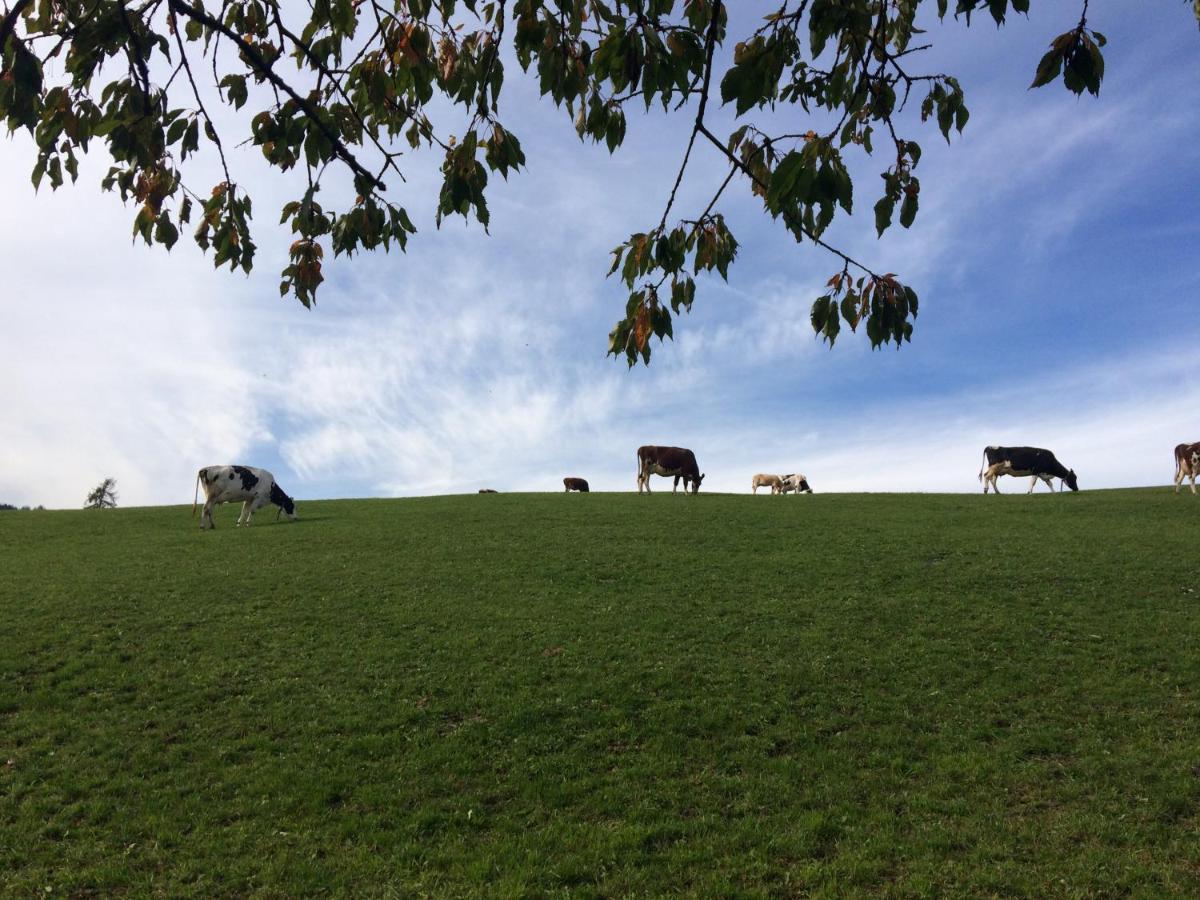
[2, 7, 1198, 509]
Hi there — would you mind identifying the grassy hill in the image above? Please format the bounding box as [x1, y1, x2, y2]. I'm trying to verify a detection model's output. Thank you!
[3, 489, 1199, 895]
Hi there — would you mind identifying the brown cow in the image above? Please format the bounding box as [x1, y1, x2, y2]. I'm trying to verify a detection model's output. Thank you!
[1174, 442, 1200, 494]
[751, 473, 783, 494]
[478, 488, 498, 494]
[563, 477, 590, 493]
[637, 445, 704, 494]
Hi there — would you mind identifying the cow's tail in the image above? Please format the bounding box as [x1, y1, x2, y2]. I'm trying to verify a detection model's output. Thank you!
[978, 448, 988, 482]
[192, 470, 201, 517]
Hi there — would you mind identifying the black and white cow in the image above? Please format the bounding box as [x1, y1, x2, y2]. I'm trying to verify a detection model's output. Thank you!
[637, 445, 705, 494]
[978, 446, 1078, 494]
[193, 465, 297, 529]
[778, 473, 813, 494]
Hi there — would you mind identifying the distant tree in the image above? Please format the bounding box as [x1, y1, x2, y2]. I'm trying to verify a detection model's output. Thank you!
[84, 477, 119, 509]
[0, 503, 17, 511]
[1, 1, 1196, 363]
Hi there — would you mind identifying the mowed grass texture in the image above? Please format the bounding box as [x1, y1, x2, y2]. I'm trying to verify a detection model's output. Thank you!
[2, 490, 1199, 896]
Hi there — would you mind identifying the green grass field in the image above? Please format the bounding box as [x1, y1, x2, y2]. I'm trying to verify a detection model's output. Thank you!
[3, 489, 1199, 896]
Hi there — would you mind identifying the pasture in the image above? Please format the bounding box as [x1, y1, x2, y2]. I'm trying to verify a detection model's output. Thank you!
[2, 489, 1199, 895]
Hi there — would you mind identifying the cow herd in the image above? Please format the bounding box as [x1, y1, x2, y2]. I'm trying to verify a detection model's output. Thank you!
[189, 441, 1200, 529]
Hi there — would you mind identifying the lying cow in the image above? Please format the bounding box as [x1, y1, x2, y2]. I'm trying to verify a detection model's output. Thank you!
[478, 488, 499, 493]
[637, 445, 704, 494]
[979, 446, 1078, 494]
[1173, 442, 1200, 494]
[751, 473, 783, 494]
[563, 477, 590, 493]
[193, 465, 297, 529]
[778, 473, 813, 494]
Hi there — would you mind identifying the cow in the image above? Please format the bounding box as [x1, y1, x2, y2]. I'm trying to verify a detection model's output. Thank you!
[193, 465, 297, 529]
[978, 446, 1078, 494]
[751, 473, 783, 494]
[778, 473, 813, 494]
[1173, 442, 1200, 494]
[637, 445, 705, 494]
[478, 488, 499, 493]
[563, 477, 590, 493]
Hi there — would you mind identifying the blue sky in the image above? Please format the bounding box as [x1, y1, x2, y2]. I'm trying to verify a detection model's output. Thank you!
[2, 2, 1198, 507]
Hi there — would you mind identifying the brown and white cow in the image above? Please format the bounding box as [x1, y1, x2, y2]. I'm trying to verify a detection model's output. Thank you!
[637, 445, 704, 494]
[563, 477, 590, 493]
[1173, 442, 1200, 494]
[751, 473, 783, 494]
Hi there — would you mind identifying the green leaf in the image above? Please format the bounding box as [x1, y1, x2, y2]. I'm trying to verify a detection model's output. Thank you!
[840, 292, 860, 329]
[1030, 48, 1063, 89]
[873, 196, 894, 237]
[899, 192, 918, 228]
[766, 151, 805, 213]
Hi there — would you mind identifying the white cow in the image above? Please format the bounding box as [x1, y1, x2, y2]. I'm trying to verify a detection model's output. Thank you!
[193, 465, 297, 529]
[751, 473, 783, 494]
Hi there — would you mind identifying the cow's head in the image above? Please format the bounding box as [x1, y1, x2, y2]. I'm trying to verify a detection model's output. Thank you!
[269, 482, 298, 521]
[274, 494, 298, 521]
[691, 472, 705, 494]
[799, 479, 813, 494]
[1063, 469, 1079, 492]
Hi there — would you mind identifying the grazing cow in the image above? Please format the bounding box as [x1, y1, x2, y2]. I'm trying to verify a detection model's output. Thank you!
[478, 488, 499, 493]
[193, 465, 297, 529]
[978, 446, 1078, 494]
[1173, 442, 1200, 494]
[751, 473, 783, 495]
[778, 473, 813, 494]
[563, 477, 590, 493]
[637, 445, 705, 494]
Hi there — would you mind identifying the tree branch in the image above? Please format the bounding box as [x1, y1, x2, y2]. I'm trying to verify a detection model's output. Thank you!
[169, 10, 232, 189]
[656, 0, 721, 233]
[0, 0, 34, 55]
[167, 0, 385, 190]
[697, 122, 880, 279]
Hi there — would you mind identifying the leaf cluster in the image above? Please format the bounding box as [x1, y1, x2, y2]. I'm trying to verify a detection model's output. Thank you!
[1, 0, 1179, 362]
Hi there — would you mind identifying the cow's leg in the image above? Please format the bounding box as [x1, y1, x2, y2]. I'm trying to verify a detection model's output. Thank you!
[1027, 476, 1037, 494]
[246, 494, 270, 525]
[201, 499, 216, 529]
[236, 499, 252, 525]
[673, 475, 680, 493]
[1190, 469, 1197, 495]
